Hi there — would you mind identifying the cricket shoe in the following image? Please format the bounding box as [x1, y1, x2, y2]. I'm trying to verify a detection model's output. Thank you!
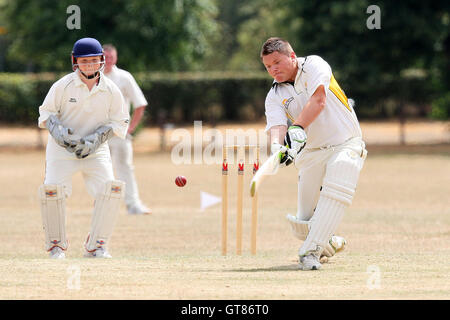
[84, 239, 112, 258]
[49, 246, 65, 259]
[127, 202, 152, 215]
[84, 246, 112, 258]
[299, 251, 322, 271]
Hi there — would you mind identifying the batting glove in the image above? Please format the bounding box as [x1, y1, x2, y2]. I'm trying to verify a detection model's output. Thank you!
[74, 125, 114, 159]
[46, 115, 79, 153]
[271, 142, 293, 167]
[285, 125, 307, 156]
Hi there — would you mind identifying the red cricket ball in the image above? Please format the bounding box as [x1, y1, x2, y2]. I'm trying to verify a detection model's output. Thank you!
[175, 175, 187, 187]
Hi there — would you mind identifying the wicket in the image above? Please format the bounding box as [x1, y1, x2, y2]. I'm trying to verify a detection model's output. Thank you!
[222, 144, 260, 255]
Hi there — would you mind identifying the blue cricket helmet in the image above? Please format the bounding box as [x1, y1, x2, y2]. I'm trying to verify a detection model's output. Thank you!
[72, 37, 103, 57]
[71, 37, 105, 78]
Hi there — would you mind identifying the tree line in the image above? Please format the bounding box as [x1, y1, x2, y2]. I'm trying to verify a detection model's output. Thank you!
[0, 0, 449, 119]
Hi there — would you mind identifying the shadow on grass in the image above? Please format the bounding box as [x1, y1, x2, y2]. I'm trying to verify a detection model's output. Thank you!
[226, 264, 300, 272]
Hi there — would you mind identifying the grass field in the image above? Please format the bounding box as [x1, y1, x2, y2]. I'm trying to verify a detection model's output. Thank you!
[0, 125, 449, 300]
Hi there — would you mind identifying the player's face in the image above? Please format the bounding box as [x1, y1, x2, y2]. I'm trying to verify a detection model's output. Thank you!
[77, 56, 102, 76]
[262, 51, 297, 83]
[104, 49, 117, 69]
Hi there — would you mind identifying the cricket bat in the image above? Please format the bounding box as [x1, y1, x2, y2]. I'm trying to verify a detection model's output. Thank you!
[250, 151, 282, 197]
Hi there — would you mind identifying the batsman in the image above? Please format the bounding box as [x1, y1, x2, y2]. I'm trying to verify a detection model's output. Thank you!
[37, 38, 130, 259]
[260, 38, 367, 270]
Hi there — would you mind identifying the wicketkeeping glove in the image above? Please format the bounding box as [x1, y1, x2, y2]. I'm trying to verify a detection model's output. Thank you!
[45, 114, 79, 153]
[285, 125, 307, 156]
[74, 125, 114, 159]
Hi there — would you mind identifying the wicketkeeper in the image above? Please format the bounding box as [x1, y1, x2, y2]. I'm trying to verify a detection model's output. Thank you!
[37, 37, 130, 259]
[261, 37, 367, 270]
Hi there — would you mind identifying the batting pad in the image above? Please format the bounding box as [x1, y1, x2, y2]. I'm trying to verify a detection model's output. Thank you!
[286, 214, 309, 240]
[39, 184, 68, 251]
[85, 180, 125, 252]
[287, 213, 345, 258]
[299, 149, 362, 256]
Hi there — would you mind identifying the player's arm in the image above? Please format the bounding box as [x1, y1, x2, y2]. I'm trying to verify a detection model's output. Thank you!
[284, 86, 325, 157]
[292, 85, 326, 129]
[107, 88, 130, 139]
[45, 115, 80, 152]
[269, 125, 287, 145]
[128, 105, 146, 135]
[38, 82, 80, 152]
[125, 72, 148, 135]
[265, 93, 293, 166]
[287, 56, 331, 154]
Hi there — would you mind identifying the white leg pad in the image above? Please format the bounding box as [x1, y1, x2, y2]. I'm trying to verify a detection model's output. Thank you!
[299, 149, 362, 256]
[85, 180, 125, 252]
[286, 214, 310, 240]
[39, 184, 68, 251]
[288, 213, 347, 258]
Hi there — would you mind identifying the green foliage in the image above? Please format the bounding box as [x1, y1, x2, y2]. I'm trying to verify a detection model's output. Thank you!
[0, 73, 53, 122]
[2, 0, 219, 72]
[0, 72, 273, 125]
[430, 92, 450, 120]
[234, 0, 449, 116]
[1, 0, 449, 121]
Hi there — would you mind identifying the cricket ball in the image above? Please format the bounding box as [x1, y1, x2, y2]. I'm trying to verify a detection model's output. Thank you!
[175, 175, 187, 187]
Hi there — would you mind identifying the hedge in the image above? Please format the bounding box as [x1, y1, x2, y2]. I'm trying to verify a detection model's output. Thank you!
[0, 72, 273, 126]
[0, 71, 440, 125]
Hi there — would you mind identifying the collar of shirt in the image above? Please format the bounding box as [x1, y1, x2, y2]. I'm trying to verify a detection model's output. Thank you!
[271, 80, 295, 88]
[73, 70, 108, 92]
[105, 65, 119, 76]
[271, 56, 308, 91]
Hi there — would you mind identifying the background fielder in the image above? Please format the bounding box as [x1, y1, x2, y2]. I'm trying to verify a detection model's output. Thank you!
[103, 44, 152, 215]
[261, 37, 367, 270]
[38, 37, 129, 259]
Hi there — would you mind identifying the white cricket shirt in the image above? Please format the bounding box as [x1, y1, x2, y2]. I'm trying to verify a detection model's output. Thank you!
[38, 70, 129, 159]
[104, 65, 148, 113]
[265, 55, 362, 149]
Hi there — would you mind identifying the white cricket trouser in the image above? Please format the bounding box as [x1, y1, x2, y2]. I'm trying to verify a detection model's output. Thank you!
[108, 136, 142, 206]
[295, 137, 367, 256]
[44, 153, 115, 198]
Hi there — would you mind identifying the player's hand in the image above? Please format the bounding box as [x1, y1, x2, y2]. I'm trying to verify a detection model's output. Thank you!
[285, 125, 307, 156]
[271, 142, 293, 167]
[74, 135, 99, 159]
[74, 125, 114, 159]
[46, 115, 79, 153]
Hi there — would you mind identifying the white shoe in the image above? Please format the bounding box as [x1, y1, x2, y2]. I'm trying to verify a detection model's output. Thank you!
[84, 246, 112, 258]
[299, 251, 322, 271]
[49, 247, 65, 259]
[127, 202, 152, 215]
